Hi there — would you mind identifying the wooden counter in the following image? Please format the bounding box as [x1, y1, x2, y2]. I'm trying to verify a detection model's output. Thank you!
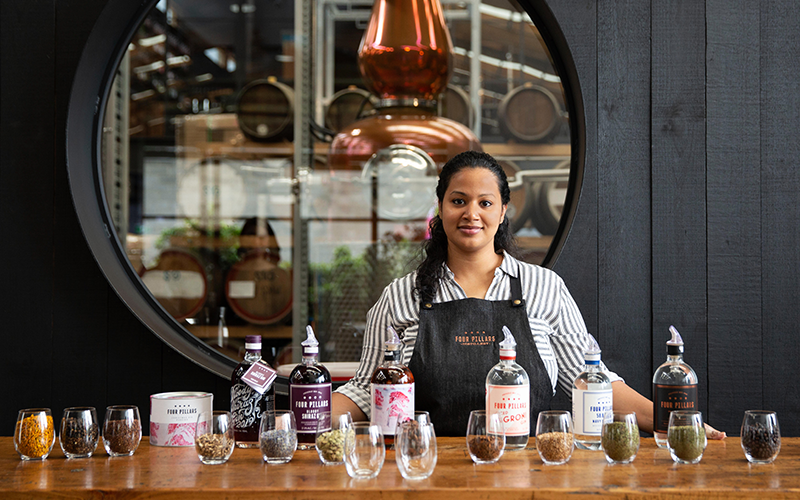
[2, 437, 799, 499]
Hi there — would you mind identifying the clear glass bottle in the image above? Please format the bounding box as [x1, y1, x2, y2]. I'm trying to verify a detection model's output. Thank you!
[289, 326, 332, 449]
[572, 335, 613, 450]
[486, 326, 530, 450]
[370, 326, 414, 445]
[230, 335, 275, 448]
[652, 325, 698, 448]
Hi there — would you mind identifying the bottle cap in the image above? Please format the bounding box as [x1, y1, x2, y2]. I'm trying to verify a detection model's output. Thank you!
[244, 335, 262, 351]
[499, 326, 516, 359]
[302, 325, 319, 355]
[666, 325, 685, 355]
[385, 326, 402, 352]
[584, 334, 601, 363]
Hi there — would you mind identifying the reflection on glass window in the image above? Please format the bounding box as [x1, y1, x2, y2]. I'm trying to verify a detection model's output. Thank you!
[101, 0, 571, 367]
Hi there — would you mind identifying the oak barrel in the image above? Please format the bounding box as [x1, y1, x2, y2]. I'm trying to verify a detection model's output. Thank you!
[529, 160, 570, 235]
[225, 250, 292, 325]
[139, 249, 208, 321]
[498, 83, 562, 143]
[440, 84, 474, 129]
[236, 79, 294, 142]
[324, 86, 377, 133]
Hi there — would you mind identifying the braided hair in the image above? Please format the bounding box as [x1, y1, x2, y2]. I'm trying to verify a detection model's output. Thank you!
[414, 150, 518, 303]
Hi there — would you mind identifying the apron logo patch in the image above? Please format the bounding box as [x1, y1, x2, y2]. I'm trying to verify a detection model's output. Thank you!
[454, 331, 496, 346]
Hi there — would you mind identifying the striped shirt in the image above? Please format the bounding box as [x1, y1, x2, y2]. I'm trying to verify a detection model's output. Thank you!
[336, 252, 621, 418]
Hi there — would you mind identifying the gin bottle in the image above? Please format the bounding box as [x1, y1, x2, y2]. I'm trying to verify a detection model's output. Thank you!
[652, 325, 698, 448]
[370, 326, 414, 445]
[486, 326, 530, 450]
[289, 326, 332, 449]
[572, 335, 613, 450]
[230, 335, 275, 448]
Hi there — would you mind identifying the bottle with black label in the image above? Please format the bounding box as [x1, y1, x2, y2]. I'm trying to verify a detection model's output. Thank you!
[652, 325, 698, 448]
[289, 326, 332, 449]
[370, 326, 414, 445]
[230, 335, 275, 448]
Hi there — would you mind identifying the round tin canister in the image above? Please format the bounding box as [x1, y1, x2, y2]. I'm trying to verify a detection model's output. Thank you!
[149, 392, 213, 447]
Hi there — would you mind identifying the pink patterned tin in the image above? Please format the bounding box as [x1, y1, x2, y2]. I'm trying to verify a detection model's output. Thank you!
[149, 392, 213, 447]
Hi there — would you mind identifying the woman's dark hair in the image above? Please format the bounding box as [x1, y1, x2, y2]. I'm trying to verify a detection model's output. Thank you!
[414, 150, 518, 303]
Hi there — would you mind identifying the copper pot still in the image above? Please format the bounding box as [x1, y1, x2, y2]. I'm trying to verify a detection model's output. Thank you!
[327, 0, 481, 171]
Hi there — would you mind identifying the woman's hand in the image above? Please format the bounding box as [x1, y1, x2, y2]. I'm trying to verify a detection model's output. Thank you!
[705, 423, 727, 440]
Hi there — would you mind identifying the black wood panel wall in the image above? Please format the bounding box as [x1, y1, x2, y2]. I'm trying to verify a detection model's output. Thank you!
[1, 0, 798, 436]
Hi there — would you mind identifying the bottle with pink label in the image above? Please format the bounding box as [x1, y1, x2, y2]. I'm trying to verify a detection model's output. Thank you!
[486, 326, 530, 450]
[370, 326, 414, 445]
[289, 326, 332, 449]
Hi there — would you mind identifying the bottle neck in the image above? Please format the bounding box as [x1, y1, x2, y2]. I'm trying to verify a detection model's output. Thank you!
[667, 353, 684, 363]
[584, 359, 601, 372]
[383, 349, 400, 364]
[302, 351, 319, 365]
[244, 350, 262, 363]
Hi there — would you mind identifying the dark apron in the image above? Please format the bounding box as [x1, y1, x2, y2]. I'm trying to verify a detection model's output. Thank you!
[408, 275, 553, 436]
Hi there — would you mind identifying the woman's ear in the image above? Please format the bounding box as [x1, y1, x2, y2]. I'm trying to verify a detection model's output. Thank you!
[501, 203, 508, 223]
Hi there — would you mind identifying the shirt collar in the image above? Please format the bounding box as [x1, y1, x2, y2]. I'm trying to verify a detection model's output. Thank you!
[443, 250, 520, 279]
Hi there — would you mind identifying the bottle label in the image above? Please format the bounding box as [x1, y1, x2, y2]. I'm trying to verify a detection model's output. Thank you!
[231, 383, 264, 432]
[290, 383, 332, 434]
[371, 383, 415, 436]
[486, 384, 530, 436]
[572, 388, 613, 436]
[241, 360, 277, 394]
[653, 384, 698, 434]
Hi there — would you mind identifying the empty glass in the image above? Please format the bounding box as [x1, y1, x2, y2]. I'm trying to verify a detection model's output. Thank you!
[195, 411, 235, 464]
[60, 407, 99, 459]
[14, 408, 55, 461]
[315, 411, 353, 465]
[395, 419, 437, 479]
[466, 410, 505, 464]
[535, 410, 574, 465]
[741, 410, 780, 464]
[103, 405, 142, 457]
[601, 411, 639, 464]
[344, 422, 385, 479]
[259, 410, 297, 464]
[667, 410, 707, 464]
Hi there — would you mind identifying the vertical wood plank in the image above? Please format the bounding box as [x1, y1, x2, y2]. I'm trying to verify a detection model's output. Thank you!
[545, 0, 598, 410]
[596, 0, 652, 397]
[650, 1, 708, 410]
[0, 0, 56, 422]
[761, 0, 800, 437]
[51, 0, 116, 422]
[706, 0, 762, 435]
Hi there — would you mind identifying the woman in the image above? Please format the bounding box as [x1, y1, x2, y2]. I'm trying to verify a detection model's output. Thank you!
[333, 151, 725, 439]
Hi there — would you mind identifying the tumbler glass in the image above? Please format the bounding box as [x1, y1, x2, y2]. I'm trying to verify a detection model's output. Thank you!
[103, 405, 142, 457]
[741, 410, 780, 464]
[667, 410, 707, 464]
[344, 422, 385, 479]
[14, 408, 55, 461]
[195, 411, 235, 465]
[60, 407, 99, 459]
[259, 410, 297, 464]
[466, 410, 505, 464]
[395, 419, 437, 479]
[535, 410, 574, 465]
[601, 411, 639, 464]
[315, 411, 353, 465]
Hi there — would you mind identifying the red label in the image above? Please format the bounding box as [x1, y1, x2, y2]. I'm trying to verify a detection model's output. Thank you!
[653, 384, 698, 434]
[241, 361, 277, 394]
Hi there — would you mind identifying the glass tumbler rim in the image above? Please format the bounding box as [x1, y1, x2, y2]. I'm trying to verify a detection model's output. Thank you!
[63, 406, 97, 413]
[105, 405, 140, 411]
[18, 408, 52, 414]
[743, 409, 777, 415]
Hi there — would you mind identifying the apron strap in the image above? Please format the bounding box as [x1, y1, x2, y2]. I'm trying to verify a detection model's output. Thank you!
[510, 275, 524, 307]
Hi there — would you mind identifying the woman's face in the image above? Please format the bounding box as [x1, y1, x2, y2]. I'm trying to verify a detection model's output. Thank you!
[439, 167, 508, 258]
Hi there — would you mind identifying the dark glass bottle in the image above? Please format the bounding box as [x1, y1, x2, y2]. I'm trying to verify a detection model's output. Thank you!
[230, 335, 275, 448]
[289, 326, 332, 449]
[653, 326, 698, 448]
[370, 326, 414, 445]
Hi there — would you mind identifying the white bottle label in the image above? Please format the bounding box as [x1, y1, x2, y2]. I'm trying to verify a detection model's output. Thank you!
[486, 384, 530, 436]
[371, 383, 414, 437]
[572, 389, 613, 436]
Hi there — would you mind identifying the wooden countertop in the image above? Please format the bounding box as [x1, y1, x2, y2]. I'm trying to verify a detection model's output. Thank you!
[2, 436, 798, 499]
